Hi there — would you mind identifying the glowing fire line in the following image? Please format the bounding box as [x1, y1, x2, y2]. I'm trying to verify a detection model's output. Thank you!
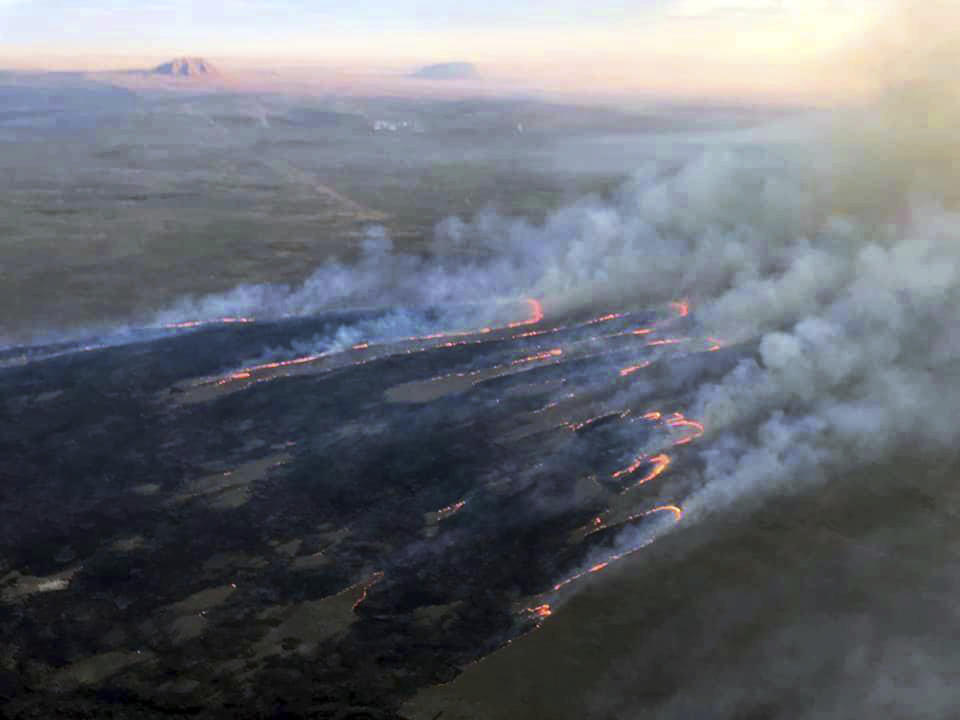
[163, 316, 255, 330]
[213, 298, 548, 388]
[206, 298, 694, 392]
[435, 500, 467, 521]
[552, 505, 684, 592]
[612, 452, 672, 486]
[671, 300, 690, 318]
[352, 571, 385, 612]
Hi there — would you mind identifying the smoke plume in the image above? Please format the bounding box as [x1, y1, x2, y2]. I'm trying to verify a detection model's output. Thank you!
[143, 3, 960, 527]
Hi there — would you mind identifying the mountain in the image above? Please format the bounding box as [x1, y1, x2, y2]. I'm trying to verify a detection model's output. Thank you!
[411, 62, 478, 80]
[151, 57, 219, 78]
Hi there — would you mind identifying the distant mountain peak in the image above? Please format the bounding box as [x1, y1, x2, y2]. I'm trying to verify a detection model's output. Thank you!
[412, 62, 478, 80]
[152, 57, 219, 78]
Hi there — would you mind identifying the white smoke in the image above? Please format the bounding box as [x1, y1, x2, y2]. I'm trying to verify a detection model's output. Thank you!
[414, 126, 958, 522]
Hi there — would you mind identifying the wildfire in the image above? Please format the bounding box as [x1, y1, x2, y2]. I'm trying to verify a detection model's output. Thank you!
[212, 297, 547, 389]
[526, 604, 553, 620]
[646, 337, 690, 348]
[617, 300, 689, 339]
[511, 348, 563, 366]
[568, 411, 629, 433]
[612, 453, 672, 486]
[509, 309, 623, 344]
[531, 401, 559, 414]
[665, 413, 705, 445]
[631, 453, 672, 488]
[508, 298, 545, 328]
[646, 504, 684, 521]
[435, 500, 467, 521]
[162, 298, 725, 649]
[513, 329, 553, 339]
[619, 361, 652, 377]
[607, 410, 703, 485]
[352, 571, 385, 612]
[554, 505, 684, 591]
[200, 298, 712, 397]
[586, 313, 625, 325]
[671, 300, 690, 319]
[586, 504, 684, 539]
[163, 316, 255, 330]
[249, 354, 325, 372]
[216, 353, 326, 385]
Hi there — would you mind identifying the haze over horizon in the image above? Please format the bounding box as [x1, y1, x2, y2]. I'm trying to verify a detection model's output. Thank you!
[0, 0, 894, 102]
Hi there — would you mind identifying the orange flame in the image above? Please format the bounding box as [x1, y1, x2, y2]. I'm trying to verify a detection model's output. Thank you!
[163, 316, 255, 330]
[619, 361, 652, 377]
[526, 604, 553, 619]
[215, 298, 546, 388]
[666, 414, 705, 445]
[512, 348, 563, 366]
[586, 313, 625, 325]
[645, 504, 684, 522]
[508, 298, 544, 328]
[646, 337, 690, 348]
[568, 410, 629, 433]
[553, 504, 684, 591]
[352, 571, 385, 612]
[221, 372, 251, 383]
[436, 500, 466, 521]
[612, 453, 671, 483]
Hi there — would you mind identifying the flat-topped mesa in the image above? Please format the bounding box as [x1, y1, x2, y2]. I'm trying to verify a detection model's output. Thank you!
[152, 57, 219, 78]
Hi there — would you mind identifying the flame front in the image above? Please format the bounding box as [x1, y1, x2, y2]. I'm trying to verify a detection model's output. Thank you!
[435, 500, 466, 521]
[163, 316, 255, 330]
[553, 505, 685, 592]
[508, 298, 545, 328]
[352, 571, 385, 612]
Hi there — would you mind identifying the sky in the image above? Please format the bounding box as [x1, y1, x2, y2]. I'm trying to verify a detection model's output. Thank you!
[0, 0, 894, 100]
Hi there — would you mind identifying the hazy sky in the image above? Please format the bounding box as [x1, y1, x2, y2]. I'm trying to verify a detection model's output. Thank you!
[0, 0, 893, 99]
